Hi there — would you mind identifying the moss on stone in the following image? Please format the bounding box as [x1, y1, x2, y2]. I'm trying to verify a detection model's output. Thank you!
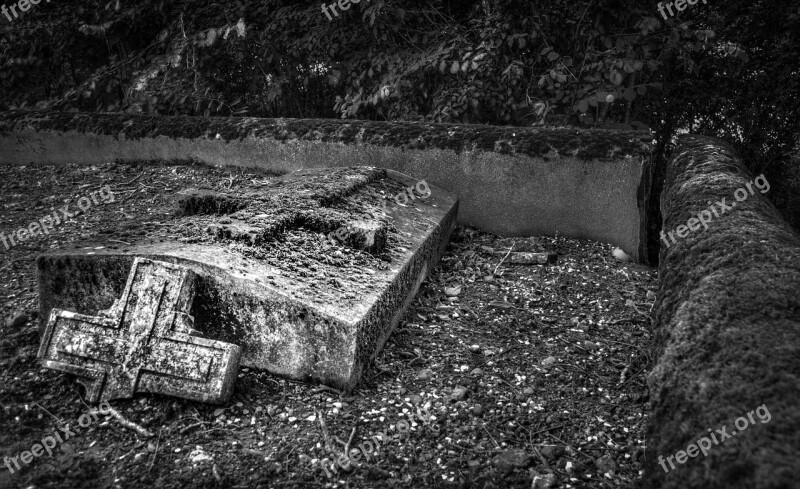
[0, 111, 651, 162]
[646, 134, 800, 489]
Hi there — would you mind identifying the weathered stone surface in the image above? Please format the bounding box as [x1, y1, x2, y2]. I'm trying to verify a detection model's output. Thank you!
[0, 111, 648, 160]
[647, 135, 800, 489]
[38, 258, 241, 404]
[37, 167, 458, 390]
[0, 111, 652, 263]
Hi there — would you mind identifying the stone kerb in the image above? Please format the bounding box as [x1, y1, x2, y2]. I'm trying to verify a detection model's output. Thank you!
[0, 111, 653, 262]
[646, 135, 800, 489]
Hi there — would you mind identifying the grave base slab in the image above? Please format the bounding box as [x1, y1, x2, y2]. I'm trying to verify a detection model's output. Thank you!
[37, 168, 458, 391]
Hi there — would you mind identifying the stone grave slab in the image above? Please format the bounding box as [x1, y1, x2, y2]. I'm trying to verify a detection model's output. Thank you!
[37, 167, 458, 390]
[38, 258, 241, 403]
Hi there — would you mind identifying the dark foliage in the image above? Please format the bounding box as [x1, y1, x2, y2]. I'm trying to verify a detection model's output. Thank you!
[1, 0, 798, 247]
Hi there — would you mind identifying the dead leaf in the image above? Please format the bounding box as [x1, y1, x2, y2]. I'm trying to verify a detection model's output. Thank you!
[444, 285, 462, 297]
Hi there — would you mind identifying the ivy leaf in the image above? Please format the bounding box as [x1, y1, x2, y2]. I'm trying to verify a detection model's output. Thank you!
[623, 88, 637, 101]
[450, 61, 460, 74]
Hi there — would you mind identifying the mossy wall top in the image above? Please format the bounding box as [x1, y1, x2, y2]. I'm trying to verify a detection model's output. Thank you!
[0, 111, 651, 162]
[646, 134, 800, 489]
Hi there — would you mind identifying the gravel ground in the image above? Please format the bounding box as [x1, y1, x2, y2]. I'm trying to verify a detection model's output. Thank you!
[0, 161, 656, 489]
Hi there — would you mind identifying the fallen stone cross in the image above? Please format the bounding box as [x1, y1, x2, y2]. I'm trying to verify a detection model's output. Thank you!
[38, 167, 458, 391]
[38, 258, 242, 404]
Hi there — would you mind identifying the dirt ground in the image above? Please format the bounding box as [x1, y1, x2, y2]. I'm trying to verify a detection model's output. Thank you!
[0, 161, 656, 489]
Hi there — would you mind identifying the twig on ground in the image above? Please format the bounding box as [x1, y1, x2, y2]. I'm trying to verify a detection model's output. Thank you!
[272, 482, 326, 487]
[493, 243, 515, 275]
[310, 385, 342, 396]
[119, 191, 139, 203]
[106, 404, 154, 438]
[529, 423, 567, 437]
[496, 376, 521, 396]
[196, 428, 234, 435]
[547, 432, 594, 461]
[179, 421, 205, 435]
[3, 356, 18, 379]
[460, 305, 479, 318]
[121, 171, 145, 186]
[483, 425, 501, 449]
[316, 410, 334, 452]
[618, 366, 647, 387]
[343, 427, 356, 456]
[602, 337, 641, 349]
[107, 239, 132, 246]
[33, 402, 63, 425]
[532, 446, 552, 472]
[147, 430, 161, 473]
[557, 336, 589, 353]
[549, 363, 605, 380]
[618, 364, 631, 385]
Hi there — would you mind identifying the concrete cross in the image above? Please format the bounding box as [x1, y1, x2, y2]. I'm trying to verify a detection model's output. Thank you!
[37, 258, 241, 404]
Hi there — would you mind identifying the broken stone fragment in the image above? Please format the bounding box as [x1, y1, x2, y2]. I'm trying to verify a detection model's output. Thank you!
[530, 470, 557, 489]
[6, 312, 29, 329]
[541, 356, 557, 367]
[417, 369, 434, 381]
[447, 386, 468, 402]
[493, 450, 532, 471]
[594, 454, 617, 473]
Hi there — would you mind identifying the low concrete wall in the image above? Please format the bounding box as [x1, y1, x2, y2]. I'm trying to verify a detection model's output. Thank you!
[0, 111, 653, 261]
[646, 135, 800, 488]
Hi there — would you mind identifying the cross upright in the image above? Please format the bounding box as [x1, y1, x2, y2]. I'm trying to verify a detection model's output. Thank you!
[38, 258, 241, 404]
